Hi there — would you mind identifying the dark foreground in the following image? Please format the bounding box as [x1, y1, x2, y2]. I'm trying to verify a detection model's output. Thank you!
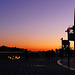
[0, 58, 75, 75]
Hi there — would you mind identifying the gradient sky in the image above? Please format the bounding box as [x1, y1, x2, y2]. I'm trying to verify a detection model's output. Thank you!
[0, 0, 75, 51]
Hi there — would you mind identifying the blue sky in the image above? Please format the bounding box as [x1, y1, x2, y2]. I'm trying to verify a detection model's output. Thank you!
[0, 0, 75, 51]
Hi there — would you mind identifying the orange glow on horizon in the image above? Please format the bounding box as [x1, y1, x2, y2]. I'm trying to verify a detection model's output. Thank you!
[0, 40, 60, 52]
[0, 35, 74, 52]
[0, 40, 74, 52]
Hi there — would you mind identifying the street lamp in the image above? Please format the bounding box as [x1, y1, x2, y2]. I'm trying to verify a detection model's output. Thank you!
[65, 28, 70, 68]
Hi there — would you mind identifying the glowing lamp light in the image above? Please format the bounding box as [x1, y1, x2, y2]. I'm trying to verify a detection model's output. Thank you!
[15, 56, 17, 59]
[18, 56, 20, 59]
[10, 57, 11, 59]
[12, 58, 14, 60]
[8, 56, 21, 60]
[13, 56, 14, 57]
[8, 56, 10, 58]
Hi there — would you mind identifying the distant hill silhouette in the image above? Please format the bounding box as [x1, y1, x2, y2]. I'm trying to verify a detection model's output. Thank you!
[0, 45, 27, 52]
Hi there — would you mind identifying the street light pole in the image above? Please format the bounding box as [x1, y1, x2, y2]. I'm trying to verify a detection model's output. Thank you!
[61, 38, 63, 61]
[67, 29, 70, 68]
[74, 9, 75, 51]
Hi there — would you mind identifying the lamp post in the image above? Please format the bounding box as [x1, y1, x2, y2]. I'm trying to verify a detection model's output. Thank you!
[61, 38, 63, 61]
[73, 25, 75, 59]
[68, 30, 70, 68]
[65, 29, 70, 68]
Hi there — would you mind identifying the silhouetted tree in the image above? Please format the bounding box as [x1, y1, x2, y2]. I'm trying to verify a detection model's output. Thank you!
[23, 49, 28, 60]
[51, 50, 55, 60]
[45, 50, 51, 60]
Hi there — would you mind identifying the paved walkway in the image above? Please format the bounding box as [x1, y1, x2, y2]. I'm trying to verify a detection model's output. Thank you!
[0, 58, 75, 75]
[58, 57, 75, 70]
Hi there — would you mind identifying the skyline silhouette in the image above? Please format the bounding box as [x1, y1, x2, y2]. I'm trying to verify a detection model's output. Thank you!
[1, 1, 75, 75]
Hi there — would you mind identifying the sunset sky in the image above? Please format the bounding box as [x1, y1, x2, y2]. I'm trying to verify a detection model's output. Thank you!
[0, 0, 75, 51]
